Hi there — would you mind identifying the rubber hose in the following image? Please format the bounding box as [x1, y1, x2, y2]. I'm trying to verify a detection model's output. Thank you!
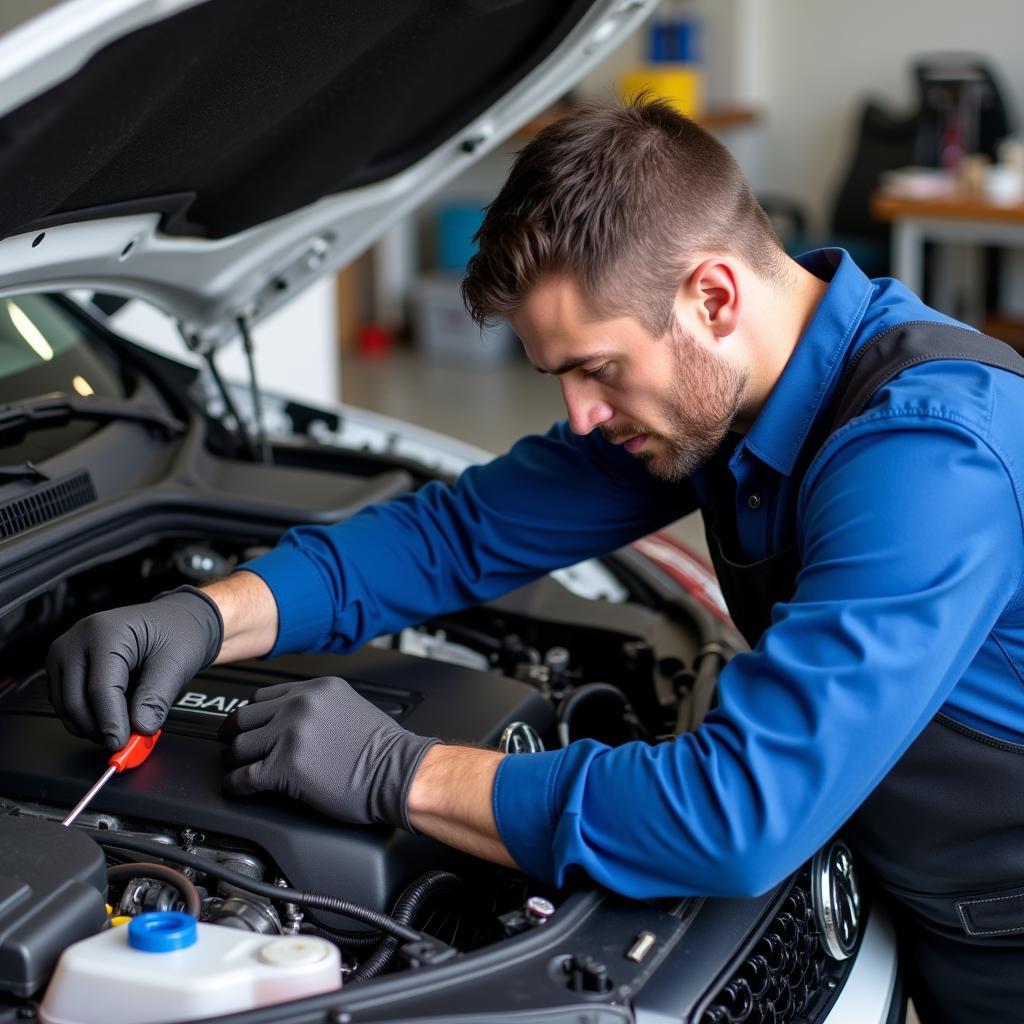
[694, 644, 726, 694]
[350, 870, 462, 983]
[299, 923, 382, 950]
[675, 641, 729, 734]
[300, 871, 463, 952]
[556, 682, 632, 748]
[84, 829, 424, 944]
[107, 861, 202, 918]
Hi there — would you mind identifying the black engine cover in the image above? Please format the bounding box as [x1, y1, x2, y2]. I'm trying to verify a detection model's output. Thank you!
[0, 647, 551, 921]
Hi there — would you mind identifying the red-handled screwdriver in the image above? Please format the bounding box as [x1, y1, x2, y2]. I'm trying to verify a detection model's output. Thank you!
[62, 730, 162, 827]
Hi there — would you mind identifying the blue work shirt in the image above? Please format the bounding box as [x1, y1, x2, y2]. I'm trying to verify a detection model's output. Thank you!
[244, 249, 1024, 898]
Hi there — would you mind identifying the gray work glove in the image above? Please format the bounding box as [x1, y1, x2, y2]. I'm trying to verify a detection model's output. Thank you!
[219, 676, 440, 830]
[46, 586, 223, 752]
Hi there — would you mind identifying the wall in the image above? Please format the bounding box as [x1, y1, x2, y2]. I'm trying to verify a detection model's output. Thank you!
[553, 0, 1024, 238]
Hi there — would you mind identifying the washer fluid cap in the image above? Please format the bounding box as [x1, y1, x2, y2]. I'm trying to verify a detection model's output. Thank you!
[259, 937, 331, 967]
[128, 911, 197, 953]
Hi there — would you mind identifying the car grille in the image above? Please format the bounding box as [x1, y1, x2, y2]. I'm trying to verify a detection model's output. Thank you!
[0, 472, 96, 539]
[698, 875, 849, 1024]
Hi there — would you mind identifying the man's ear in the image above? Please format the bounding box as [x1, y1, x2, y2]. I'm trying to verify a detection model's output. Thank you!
[681, 259, 740, 338]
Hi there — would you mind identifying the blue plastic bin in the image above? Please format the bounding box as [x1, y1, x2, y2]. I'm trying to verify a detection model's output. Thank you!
[436, 205, 486, 272]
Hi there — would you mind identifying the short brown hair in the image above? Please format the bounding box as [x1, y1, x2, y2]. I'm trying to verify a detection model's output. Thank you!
[462, 97, 787, 333]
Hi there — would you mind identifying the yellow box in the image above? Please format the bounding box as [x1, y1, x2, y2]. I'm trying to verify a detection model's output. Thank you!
[619, 65, 703, 118]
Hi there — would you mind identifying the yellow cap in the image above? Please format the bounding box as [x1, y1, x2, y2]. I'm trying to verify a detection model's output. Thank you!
[110, 916, 133, 927]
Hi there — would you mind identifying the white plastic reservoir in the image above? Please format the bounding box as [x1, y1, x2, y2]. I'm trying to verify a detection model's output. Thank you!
[39, 911, 341, 1024]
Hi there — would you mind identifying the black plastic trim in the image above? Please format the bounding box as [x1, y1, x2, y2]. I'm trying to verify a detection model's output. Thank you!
[0, 470, 96, 539]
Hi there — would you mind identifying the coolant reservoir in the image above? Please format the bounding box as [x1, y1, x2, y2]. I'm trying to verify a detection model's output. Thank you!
[39, 912, 341, 1024]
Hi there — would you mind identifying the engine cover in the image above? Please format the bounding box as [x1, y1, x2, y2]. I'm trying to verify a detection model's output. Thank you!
[0, 647, 551, 920]
[0, 817, 106, 996]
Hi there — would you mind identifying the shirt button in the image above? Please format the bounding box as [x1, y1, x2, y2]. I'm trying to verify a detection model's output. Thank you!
[747, 493, 762, 510]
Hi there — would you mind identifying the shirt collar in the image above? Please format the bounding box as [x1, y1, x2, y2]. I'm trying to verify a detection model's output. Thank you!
[738, 248, 873, 476]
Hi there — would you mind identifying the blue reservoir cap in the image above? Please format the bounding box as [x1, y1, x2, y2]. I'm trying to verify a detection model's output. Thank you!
[128, 911, 197, 953]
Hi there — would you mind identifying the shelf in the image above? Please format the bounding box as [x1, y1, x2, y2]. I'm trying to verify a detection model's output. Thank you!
[515, 103, 759, 139]
[698, 106, 761, 130]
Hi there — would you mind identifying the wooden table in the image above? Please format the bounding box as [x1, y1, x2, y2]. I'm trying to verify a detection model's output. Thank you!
[871, 191, 1024, 322]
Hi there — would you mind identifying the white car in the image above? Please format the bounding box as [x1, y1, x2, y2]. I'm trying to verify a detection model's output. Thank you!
[0, 3, 900, 1023]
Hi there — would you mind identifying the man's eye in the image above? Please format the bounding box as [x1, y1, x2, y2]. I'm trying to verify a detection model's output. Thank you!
[584, 364, 610, 381]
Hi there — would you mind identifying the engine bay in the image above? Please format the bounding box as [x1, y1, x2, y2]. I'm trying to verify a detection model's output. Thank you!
[0, 646, 552, 921]
[0, 531, 727, 1016]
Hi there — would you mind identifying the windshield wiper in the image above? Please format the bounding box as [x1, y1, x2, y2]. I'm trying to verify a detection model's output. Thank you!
[0, 394, 186, 445]
[0, 462, 49, 484]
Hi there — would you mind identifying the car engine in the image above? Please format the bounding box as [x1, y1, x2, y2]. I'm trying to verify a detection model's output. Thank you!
[0, 532, 728, 1008]
[1, 647, 551, 922]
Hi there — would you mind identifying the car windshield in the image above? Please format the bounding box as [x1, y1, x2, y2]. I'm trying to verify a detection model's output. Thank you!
[0, 294, 130, 462]
[0, 295, 126, 404]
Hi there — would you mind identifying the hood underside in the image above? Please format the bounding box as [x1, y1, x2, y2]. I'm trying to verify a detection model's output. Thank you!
[3, 0, 597, 242]
[0, 0, 654, 347]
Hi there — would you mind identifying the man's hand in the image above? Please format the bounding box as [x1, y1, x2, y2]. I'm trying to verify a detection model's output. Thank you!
[46, 586, 223, 752]
[219, 676, 440, 829]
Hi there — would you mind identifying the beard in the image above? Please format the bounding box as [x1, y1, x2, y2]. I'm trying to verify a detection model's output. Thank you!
[603, 320, 748, 482]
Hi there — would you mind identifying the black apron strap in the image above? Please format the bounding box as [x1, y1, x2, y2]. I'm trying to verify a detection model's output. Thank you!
[704, 322, 1024, 649]
[830, 320, 1024, 434]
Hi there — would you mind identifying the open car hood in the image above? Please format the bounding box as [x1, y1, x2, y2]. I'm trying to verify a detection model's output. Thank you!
[0, 0, 653, 350]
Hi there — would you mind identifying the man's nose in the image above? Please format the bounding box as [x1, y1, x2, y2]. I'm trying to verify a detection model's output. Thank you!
[562, 380, 614, 435]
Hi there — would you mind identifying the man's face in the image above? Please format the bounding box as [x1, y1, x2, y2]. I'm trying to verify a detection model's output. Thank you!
[510, 275, 748, 481]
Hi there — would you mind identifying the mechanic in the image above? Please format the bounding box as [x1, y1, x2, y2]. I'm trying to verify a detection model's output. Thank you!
[48, 99, 1024, 1021]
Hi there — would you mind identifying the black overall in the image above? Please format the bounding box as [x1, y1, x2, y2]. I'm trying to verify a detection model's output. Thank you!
[704, 322, 1024, 1023]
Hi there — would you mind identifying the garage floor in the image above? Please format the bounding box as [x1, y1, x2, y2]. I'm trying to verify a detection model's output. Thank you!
[340, 346, 711, 556]
[341, 345, 920, 1024]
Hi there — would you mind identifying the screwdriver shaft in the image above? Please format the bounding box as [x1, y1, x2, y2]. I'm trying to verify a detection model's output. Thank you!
[62, 764, 117, 827]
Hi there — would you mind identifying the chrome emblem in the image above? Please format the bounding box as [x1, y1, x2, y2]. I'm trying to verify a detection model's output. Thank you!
[498, 722, 545, 754]
[811, 839, 861, 960]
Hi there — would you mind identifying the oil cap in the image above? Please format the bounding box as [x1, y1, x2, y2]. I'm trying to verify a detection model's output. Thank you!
[128, 911, 197, 953]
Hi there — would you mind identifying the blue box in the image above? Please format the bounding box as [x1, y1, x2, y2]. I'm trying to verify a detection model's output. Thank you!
[648, 18, 700, 63]
[436, 204, 485, 272]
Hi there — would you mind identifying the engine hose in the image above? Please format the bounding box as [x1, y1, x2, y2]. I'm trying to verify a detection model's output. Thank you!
[556, 682, 639, 748]
[695, 642, 727, 692]
[299, 923, 383, 950]
[675, 640, 730, 735]
[83, 829, 425, 944]
[351, 870, 463, 983]
[107, 861, 202, 919]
